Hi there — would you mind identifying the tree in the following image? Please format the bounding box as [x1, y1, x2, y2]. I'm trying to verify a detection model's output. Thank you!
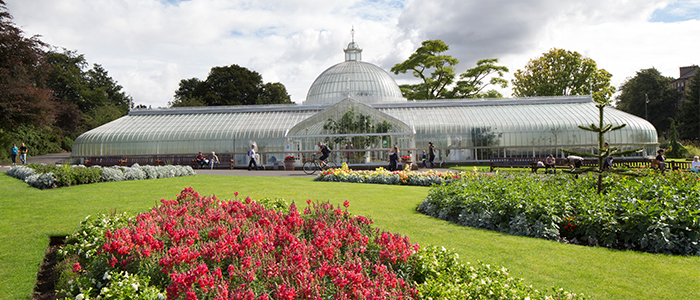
[172, 64, 291, 107]
[562, 97, 641, 194]
[257, 82, 293, 105]
[170, 78, 206, 107]
[322, 109, 392, 151]
[444, 58, 509, 98]
[391, 40, 458, 100]
[200, 64, 262, 106]
[615, 68, 678, 134]
[46, 49, 131, 137]
[679, 73, 700, 140]
[0, 0, 54, 132]
[512, 48, 615, 101]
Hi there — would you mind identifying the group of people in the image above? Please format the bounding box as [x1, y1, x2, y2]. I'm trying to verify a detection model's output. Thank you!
[194, 151, 220, 169]
[387, 142, 437, 171]
[192, 141, 700, 174]
[10, 143, 28, 166]
[194, 145, 262, 171]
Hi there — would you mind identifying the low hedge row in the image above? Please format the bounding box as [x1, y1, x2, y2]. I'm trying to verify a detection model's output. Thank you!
[6, 163, 195, 189]
[417, 172, 700, 256]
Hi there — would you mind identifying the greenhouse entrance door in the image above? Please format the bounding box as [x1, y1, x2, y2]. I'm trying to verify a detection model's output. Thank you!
[284, 98, 415, 167]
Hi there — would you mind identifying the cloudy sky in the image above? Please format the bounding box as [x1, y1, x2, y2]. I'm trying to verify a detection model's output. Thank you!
[6, 0, 700, 107]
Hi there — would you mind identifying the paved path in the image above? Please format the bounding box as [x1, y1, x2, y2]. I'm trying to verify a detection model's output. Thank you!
[1, 153, 454, 176]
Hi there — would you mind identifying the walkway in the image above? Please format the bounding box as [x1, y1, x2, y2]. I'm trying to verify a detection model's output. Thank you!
[1, 153, 453, 177]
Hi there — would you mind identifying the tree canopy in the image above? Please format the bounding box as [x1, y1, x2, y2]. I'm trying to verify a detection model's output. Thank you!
[171, 64, 292, 107]
[391, 40, 458, 100]
[444, 58, 509, 99]
[1, 1, 132, 158]
[511, 48, 615, 102]
[0, 0, 53, 132]
[391, 40, 509, 100]
[615, 68, 678, 134]
[679, 72, 700, 140]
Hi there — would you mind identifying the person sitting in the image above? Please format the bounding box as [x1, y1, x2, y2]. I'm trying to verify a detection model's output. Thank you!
[655, 149, 666, 172]
[195, 152, 208, 168]
[209, 151, 220, 169]
[691, 156, 700, 173]
[545, 154, 557, 174]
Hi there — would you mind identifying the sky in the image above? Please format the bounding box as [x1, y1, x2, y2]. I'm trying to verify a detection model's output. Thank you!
[5, 0, 700, 108]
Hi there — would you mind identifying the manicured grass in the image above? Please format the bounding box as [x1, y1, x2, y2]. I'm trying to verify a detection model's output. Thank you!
[1, 172, 699, 299]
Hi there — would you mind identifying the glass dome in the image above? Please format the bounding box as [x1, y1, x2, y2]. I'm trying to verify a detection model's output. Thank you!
[304, 39, 406, 105]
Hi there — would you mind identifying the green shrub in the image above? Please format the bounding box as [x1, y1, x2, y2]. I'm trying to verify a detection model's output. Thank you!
[418, 172, 700, 255]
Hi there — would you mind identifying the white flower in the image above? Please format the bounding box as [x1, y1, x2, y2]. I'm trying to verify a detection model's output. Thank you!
[75, 294, 84, 300]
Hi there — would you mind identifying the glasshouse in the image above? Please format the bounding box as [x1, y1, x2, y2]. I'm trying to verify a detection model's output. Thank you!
[71, 38, 658, 167]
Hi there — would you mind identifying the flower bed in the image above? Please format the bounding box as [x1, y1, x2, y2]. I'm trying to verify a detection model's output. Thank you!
[314, 164, 468, 186]
[6, 163, 195, 189]
[55, 188, 584, 299]
[418, 171, 700, 255]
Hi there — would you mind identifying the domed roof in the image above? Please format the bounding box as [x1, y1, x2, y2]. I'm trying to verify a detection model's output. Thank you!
[304, 38, 406, 105]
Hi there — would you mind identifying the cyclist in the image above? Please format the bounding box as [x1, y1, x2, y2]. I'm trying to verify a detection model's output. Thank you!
[315, 142, 331, 169]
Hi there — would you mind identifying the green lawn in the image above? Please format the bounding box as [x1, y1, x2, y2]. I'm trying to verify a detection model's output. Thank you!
[1, 172, 699, 300]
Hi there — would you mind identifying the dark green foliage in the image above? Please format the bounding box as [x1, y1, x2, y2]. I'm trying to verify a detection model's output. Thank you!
[257, 82, 292, 105]
[679, 71, 700, 140]
[666, 119, 687, 158]
[419, 172, 700, 255]
[172, 64, 293, 107]
[615, 68, 679, 134]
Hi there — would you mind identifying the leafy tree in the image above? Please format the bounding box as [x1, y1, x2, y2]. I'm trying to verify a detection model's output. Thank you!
[615, 68, 678, 134]
[445, 58, 509, 98]
[199, 64, 262, 106]
[512, 48, 615, 101]
[323, 109, 392, 150]
[172, 64, 291, 107]
[170, 78, 206, 107]
[391, 40, 458, 100]
[257, 82, 293, 105]
[0, 0, 54, 132]
[46, 49, 131, 138]
[679, 72, 700, 140]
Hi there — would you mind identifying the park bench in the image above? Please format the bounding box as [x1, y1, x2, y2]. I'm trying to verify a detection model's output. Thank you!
[490, 157, 539, 172]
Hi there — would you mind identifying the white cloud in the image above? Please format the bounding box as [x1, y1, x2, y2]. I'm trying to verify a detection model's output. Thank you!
[5, 0, 699, 107]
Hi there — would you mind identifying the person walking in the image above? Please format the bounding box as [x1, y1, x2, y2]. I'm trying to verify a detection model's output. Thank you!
[10, 143, 18, 166]
[420, 150, 427, 168]
[428, 142, 436, 168]
[19, 143, 28, 164]
[248, 145, 258, 171]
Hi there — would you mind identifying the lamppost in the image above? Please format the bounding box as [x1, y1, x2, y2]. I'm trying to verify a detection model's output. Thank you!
[644, 93, 649, 120]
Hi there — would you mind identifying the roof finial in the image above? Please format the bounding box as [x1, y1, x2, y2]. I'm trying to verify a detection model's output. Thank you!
[351, 26, 355, 43]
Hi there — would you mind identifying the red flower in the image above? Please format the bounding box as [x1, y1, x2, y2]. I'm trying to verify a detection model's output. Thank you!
[343, 200, 350, 208]
[72, 262, 81, 273]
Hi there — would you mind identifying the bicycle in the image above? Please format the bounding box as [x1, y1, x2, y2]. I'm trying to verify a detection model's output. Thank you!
[302, 155, 338, 175]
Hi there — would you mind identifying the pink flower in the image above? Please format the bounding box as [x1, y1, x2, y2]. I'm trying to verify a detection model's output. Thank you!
[72, 262, 81, 273]
[343, 200, 350, 208]
[234, 191, 239, 197]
